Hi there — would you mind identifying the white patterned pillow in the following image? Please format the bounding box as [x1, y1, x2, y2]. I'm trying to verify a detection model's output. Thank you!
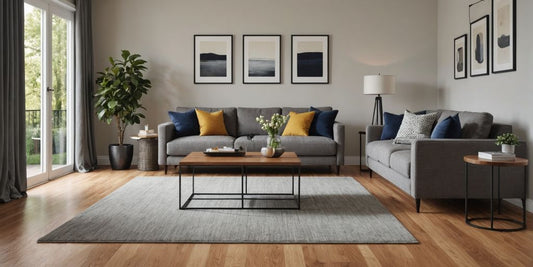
[394, 111, 439, 144]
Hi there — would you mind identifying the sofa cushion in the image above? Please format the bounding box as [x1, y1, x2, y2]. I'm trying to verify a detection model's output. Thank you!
[431, 114, 461, 138]
[168, 109, 199, 137]
[196, 109, 229, 136]
[431, 110, 493, 139]
[280, 107, 331, 133]
[381, 110, 426, 140]
[390, 150, 411, 178]
[237, 107, 281, 136]
[166, 135, 235, 156]
[366, 140, 410, 166]
[281, 136, 336, 156]
[282, 111, 315, 136]
[234, 135, 269, 151]
[177, 107, 237, 137]
[309, 106, 338, 139]
[394, 111, 439, 144]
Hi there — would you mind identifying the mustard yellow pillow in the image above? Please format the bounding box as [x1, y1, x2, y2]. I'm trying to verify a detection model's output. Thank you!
[282, 111, 315, 136]
[195, 109, 228, 136]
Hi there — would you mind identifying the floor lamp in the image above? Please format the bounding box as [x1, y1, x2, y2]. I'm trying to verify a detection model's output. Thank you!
[364, 74, 396, 125]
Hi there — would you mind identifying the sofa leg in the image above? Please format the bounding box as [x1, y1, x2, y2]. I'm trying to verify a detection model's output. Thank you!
[336, 165, 340, 175]
[164, 165, 168, 174]
[369, 170, 373, 178]
[416, 199, 421, 213]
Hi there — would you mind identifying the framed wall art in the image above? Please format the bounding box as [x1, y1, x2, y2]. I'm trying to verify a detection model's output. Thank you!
[194, 35, 233, 84]
[243, 35, 281, 84]
[291, 35, 329, 84]
[454, 34, 467, 79]
[492, 0, 516, 73]
[470, 16, 489, 77]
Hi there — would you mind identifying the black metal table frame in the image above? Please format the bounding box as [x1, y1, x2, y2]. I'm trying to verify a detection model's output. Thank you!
[465, 162, 527, 232]
[178, 165, 301, 210]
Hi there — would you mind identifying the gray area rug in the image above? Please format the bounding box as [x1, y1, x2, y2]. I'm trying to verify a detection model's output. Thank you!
[38, 176, 417, 243]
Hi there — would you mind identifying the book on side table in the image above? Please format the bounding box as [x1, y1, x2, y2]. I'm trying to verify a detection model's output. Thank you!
[478, 151, 516, 161]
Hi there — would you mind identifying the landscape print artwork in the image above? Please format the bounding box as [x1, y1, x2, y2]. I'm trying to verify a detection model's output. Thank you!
[470, 16, 489, 77]
[292, 35, 329, 84]
[243, 35, 281, 84]
[454, 34, 467, 79]
[194, 35, 233, 84]
[492, 0, 516, 73]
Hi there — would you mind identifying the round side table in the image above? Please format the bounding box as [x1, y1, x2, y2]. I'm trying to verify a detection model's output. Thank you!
[131, 135, 159, 171]
[463, 155, 528, 232]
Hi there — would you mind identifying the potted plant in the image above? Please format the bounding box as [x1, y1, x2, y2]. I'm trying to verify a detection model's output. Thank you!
[495, 133, 519, 154]
[95, 50, 152, 170]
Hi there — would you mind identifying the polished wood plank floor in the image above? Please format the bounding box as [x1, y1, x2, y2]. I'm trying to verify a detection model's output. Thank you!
[1, 166, 532, 266]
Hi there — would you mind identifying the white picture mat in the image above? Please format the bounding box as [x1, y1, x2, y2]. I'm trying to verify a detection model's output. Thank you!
[470, 17, 488, 76]
[454, 35, 467, 78]
[243, 36, 280, 83]
[292, 36, 328, 83]
[492, 0, 515, 72]
[194, 35, 232, 83]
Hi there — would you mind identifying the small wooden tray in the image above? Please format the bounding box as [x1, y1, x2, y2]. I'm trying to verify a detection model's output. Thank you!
[203, 150, 246, 157]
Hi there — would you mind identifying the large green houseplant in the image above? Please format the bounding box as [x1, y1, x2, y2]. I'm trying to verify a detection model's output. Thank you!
[95, 50, 151, 170]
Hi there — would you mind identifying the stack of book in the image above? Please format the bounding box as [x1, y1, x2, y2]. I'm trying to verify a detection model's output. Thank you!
[478, 151, 516, 161]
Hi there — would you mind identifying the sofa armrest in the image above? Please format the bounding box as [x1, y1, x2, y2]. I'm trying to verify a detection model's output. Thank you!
[366, 125, 383, 144]
[158, 122, 175, 165]
[333, 122, 345, 166]
[411, 139, 527, 199]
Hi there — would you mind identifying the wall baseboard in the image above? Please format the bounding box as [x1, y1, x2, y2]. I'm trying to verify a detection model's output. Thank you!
[504, 198, 533, 214]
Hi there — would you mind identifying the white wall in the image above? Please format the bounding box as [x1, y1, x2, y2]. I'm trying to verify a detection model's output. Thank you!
[437, 0, 533, 204]
[91, 0, 439, 164]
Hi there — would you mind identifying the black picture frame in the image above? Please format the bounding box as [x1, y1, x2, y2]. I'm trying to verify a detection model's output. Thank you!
[470, 16, 489, 77]
[291, 35, 329, 84]
[492, 0, 516, 73]
[454, 34, 468, 79]
[194, 35, 233, 84]
[242, 35, 281, 84]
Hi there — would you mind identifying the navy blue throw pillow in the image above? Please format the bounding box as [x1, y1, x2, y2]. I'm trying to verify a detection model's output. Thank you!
[168, 109, 200, 137]
[431, 114, 461, 138]
[309, 107, 339, 139]
[380, 110, 427, 140]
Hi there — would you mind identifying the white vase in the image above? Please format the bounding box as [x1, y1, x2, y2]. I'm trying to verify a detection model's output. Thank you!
[261, 147, 274, 157]
[501, 144, 515, 154]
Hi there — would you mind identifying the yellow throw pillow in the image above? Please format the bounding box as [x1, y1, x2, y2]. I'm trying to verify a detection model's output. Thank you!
[282, 111, 315, 136]
[195, 109, 228, 136]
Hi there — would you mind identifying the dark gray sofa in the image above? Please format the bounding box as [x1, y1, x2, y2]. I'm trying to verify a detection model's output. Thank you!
[159, 107, 345, 173]
[366, 109, 527, 212]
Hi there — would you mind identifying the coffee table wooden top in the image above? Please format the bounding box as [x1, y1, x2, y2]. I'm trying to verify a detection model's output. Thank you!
[464, 155, 528, 167]
[179, 152, 301, 166]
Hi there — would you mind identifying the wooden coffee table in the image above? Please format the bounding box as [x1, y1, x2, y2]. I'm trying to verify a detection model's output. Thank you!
[178, 152, 301, 210]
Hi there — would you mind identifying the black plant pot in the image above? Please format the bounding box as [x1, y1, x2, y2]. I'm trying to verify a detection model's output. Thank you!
[109, 144, 134, 170]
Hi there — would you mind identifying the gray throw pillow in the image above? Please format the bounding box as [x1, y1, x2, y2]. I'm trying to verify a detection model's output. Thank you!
[394, 111, 439, 144]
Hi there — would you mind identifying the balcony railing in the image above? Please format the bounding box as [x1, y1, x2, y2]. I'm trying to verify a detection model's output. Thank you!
[25, 109, 66, 129]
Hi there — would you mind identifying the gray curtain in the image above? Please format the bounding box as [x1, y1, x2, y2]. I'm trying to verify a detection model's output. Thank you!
[74, 0, 97, 172]
[0, 0, 27, 202]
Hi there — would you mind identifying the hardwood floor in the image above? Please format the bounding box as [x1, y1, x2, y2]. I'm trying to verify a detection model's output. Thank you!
[1, 166, 532, 266]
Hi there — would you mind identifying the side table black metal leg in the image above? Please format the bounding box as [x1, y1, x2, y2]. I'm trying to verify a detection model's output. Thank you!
[490, 165, 494, 229]
[465, 162, 469, 223]
[241, 166, 244, 208]
[498, 166, 501, 214]
[358, 131, 370, 173]
[178, 165, 182, 209]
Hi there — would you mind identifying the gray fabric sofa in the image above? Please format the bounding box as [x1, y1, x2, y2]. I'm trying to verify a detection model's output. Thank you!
[159, 106, 345, 173]
[366, 109, 527, 212]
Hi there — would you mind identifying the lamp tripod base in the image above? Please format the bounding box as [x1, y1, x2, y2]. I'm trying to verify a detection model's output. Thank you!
[371, 95, 383, 125]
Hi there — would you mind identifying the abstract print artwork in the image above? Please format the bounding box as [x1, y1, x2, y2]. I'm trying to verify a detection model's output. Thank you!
[492, 0, 516, 73]
[194, 35, 233, 84]
[243, 35, 281, 84]
[470, 16, 489, 77]
[454, 34, 467, 79]
[291, 35, 329, 84]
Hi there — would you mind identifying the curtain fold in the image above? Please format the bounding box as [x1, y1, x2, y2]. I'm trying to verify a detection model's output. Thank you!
[74, 0, 97, 172]
[0, 0, 27, 202]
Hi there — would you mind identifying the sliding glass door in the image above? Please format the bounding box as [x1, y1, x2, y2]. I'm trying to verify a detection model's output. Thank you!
[24, 0, 74, 187]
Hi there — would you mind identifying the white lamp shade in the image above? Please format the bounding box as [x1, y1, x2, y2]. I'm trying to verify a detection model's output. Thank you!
[363, 75, 396, 95]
